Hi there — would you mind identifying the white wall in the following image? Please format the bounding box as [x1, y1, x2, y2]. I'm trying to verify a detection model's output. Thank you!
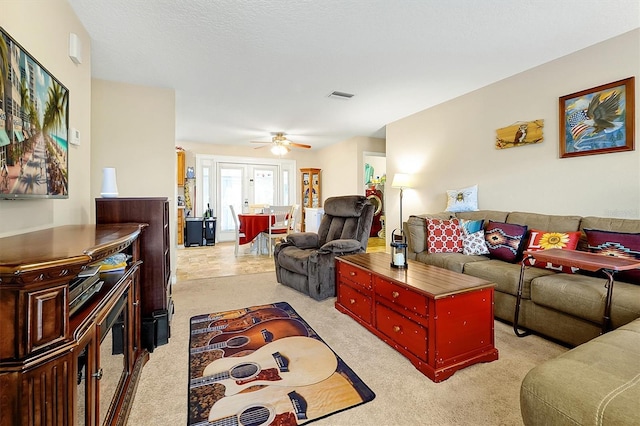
[386, 29, 640, 230]
[0, 0, 92, 236]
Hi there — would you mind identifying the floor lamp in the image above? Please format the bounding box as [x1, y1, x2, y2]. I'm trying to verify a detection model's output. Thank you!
[390, 173, 411, 268]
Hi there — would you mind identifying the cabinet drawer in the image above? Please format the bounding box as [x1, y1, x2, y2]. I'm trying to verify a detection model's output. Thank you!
[376, 303, 427, 361]
[338, 262, 372, 291]
[337, 283, 372, 324]
[374, 277, 427, 317]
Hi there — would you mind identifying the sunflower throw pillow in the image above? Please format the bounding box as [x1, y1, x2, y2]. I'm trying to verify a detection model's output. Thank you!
[523, 229, 581, 273]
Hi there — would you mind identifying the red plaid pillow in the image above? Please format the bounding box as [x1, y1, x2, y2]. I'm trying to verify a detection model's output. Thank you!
[524, 229, 581, 273]
[427, 218, 463, 253]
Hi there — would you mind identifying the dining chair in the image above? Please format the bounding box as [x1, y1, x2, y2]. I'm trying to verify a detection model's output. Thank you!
[264, 205, 292, 257]
[229, 204, 245, 256]
[249, 203, 268, 214]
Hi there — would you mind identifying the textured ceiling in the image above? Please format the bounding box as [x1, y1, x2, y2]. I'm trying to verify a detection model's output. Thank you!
[67, 0, 640, 150]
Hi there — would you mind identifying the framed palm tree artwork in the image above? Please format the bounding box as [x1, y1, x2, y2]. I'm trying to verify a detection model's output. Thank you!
[559, 77, 635, 158]
[0, 27, 69, 199]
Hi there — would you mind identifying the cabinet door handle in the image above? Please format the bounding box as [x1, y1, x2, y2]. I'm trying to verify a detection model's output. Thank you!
[393, 326, 401, 333]
[350, 298, 356, 305]
[133, 301, 139, 307]
[92, 368, 103, 380]
[392, 291, 399, 299]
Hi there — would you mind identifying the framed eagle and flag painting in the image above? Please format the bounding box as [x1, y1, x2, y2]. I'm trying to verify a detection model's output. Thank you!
[559, 77, 635, 158]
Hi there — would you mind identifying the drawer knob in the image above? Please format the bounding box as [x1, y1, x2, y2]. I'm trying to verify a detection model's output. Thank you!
[350, 298, 355, 305]
[393, 325, 401, 333]
[349, 271, 356, 276]
[392, 291, 399, 299]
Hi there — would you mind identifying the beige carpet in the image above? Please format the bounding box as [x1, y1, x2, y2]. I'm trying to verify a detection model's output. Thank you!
[127, 272, 566, 425]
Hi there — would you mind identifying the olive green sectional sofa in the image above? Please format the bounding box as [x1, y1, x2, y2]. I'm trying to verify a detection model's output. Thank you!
[520, 317, 640, 425]
[405, 210, 640, 425]
[404, 210, 640, 346]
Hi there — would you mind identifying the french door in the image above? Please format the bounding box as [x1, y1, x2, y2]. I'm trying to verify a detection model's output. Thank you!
[195, 155, 295, 242]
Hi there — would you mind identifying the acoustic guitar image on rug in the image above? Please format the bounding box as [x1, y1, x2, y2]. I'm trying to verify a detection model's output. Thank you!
[191, 318, 310, 357]
[190, 336, 338, 396]
[188, 302, 375, 425]
[191, 307, 292, 335]
[203, 372, 365, 426]
[191, 304, 280, 326]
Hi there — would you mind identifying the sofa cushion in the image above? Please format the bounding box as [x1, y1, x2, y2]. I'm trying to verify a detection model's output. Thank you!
[463, 259, 555, 299]
[484, 221, 528, 263]
[585, 229, 640, 284]
[426, 218, 463, 253]
[520, 318, 640, 426]
[530, 273, 640, 326]
[506, 211, 581, 232]
[523, 229, 582, 273]
[445, 184, 478, 212]
[455, 210, 508, 223]
[416, 251, 489, 274]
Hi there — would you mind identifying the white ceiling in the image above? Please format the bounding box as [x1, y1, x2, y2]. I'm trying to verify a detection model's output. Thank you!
[67, 0, 640, 150]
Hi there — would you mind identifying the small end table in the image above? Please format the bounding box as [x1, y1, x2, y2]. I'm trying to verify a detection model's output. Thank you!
[514, 248, 640, 337]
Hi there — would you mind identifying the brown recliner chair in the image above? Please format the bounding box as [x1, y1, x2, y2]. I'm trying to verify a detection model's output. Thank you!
[274, 195, 375, 300]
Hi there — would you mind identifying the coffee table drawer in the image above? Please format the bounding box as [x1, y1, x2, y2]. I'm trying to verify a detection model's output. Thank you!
[376, 303, 427, 361]
[337, 283, 372, 324]
[374, 277, 427, 317]
[338, 261, 372, 291]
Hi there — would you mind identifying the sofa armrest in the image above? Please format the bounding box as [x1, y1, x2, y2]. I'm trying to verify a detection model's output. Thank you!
[318, 239, 363, 254]
[285, 232, 319, 249]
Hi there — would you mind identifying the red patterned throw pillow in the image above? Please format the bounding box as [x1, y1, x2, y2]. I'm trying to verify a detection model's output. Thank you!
[524, 229, 581, 273]
[427, 218, 463, 253]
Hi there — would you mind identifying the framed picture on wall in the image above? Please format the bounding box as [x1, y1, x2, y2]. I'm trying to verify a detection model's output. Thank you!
[0, 26, 69, 198]
[559, 77, 635, 158]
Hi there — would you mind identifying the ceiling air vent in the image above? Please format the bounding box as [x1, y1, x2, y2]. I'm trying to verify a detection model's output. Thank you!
[328, 91, 355, 100]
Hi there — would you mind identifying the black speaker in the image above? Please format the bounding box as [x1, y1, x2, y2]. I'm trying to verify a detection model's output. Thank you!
[153, 309, 169, 346]
[142, 317, 156, 353]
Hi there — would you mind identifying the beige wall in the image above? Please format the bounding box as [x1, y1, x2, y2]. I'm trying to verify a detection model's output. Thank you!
[386, 29, 640, 231]
[91, 78, 176, 273]
[0, 0, 92, 236]
[318, 136, 385, 200]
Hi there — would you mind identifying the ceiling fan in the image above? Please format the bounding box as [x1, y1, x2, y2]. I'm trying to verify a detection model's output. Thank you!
[251, 133, 311, 155]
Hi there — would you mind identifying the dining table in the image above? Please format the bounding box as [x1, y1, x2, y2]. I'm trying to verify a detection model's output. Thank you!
[237, 213, 274, 246]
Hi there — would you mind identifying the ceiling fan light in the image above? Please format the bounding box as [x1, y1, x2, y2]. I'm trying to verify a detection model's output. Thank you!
[271, 145, 288, 156]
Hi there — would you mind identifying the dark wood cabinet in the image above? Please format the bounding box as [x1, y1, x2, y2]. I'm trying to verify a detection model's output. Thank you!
[96, 197, 173, 350]
[0, 224, 147, 426]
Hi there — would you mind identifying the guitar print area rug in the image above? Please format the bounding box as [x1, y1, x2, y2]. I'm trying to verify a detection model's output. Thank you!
[188, 302, 375, 426]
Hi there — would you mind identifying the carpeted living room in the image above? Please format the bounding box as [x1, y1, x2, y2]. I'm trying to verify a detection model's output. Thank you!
[127, 242, 566, 425]
[1, 2, 639, 426]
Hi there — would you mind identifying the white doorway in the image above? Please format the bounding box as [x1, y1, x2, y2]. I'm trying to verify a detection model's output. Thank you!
[195, 155, 296, 242]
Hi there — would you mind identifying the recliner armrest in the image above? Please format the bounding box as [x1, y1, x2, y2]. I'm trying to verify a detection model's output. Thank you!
[285, 232, 320, 249]
[318, 239, 363, 254]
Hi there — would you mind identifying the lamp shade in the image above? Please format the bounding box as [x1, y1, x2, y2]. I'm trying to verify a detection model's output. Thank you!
[100, 167, 119, 198]
[391, 173, 411, 189]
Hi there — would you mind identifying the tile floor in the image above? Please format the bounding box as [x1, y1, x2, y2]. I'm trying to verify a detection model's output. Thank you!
[175, 237, 387, 281]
